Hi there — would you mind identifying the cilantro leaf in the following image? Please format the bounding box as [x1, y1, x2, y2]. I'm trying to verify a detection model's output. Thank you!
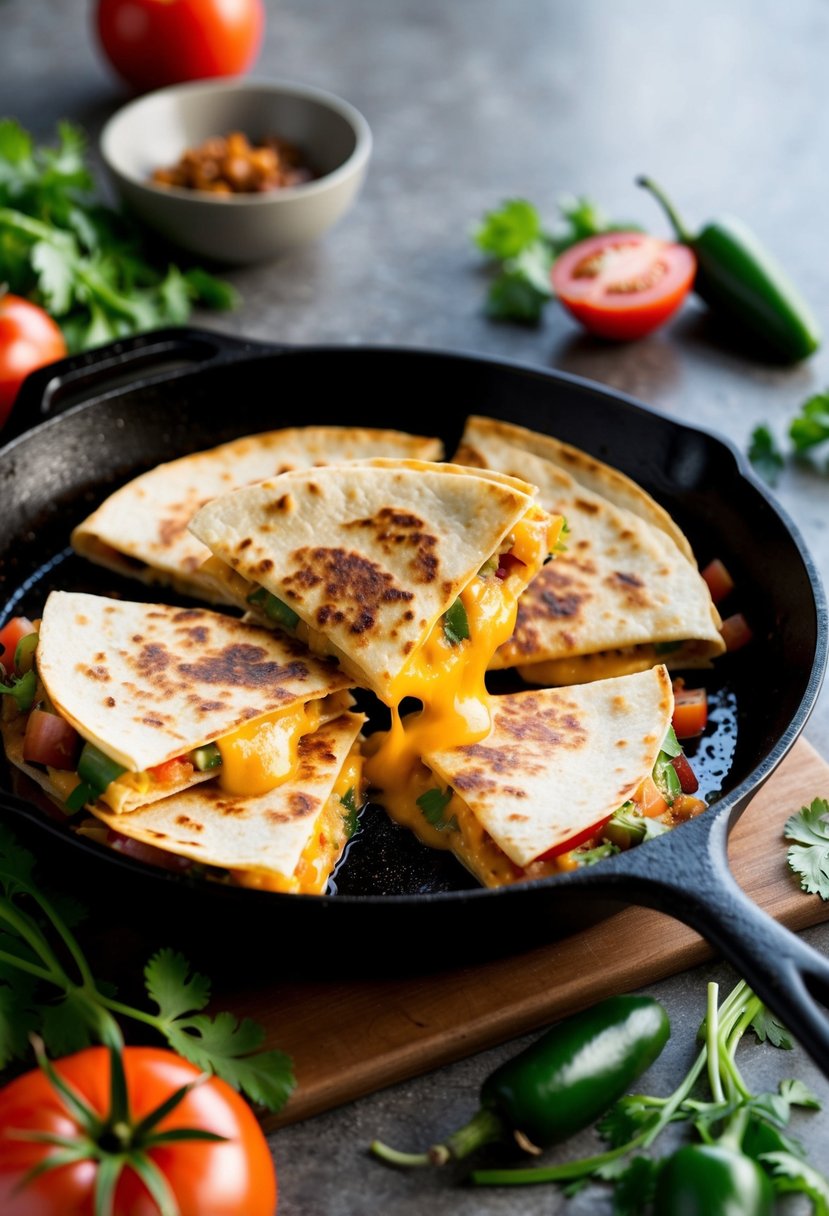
[145, 948, 295, 1111]
[748, 424, 785, 485]
[789, 391, 829, 453]
[0, 119, 239, 354]
[596, 1095, 660, 1147]
[761, 1151, 829, 1214]
[550, 194, 643, 257]
[778, 1078, 821, 1109]
[485, 258, 552, 323]
[750, 1005, 794, 1050]
[416, 787, 458, 833]
[473, 198, 544, 260]
[443, 598, 470, 645]
[784, 798, 829, 899]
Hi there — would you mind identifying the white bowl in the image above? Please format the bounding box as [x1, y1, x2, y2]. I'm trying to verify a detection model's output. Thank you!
[99, 78, 372, 264]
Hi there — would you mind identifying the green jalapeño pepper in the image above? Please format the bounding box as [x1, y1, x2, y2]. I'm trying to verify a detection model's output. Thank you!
[654, 1144, 773, 1216]
[370, 994, 669, 1167]
[637, 177, 821, 363]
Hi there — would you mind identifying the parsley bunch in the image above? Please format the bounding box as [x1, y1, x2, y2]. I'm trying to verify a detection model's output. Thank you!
[0, 119, 238, 352]
[0, 824, 294, 1112]
[472, 978, 829, 1212]
[471, 196, 641, 324]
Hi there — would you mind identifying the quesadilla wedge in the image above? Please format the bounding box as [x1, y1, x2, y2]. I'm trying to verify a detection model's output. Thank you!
[455, 416, 725, 685]
[71, 425, 443, 604]
[0, 592, 353, 817]
[190, 458, 563, 708]
[80, 712, 367, 894]
[373, 666, 704, 888]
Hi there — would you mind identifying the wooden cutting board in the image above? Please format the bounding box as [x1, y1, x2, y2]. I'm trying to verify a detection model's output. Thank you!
[223, 738, 829, 1129]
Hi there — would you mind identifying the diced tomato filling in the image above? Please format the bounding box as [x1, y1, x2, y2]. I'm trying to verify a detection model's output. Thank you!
[0, 617, 35, 673]
[670, 752, 699, 794]
[672, 686, 708, 739]
[535, 814, 613, 862]
[495, 552, 527, 580]
[23, 709, 82, 769]
[146, 756, 194, 785]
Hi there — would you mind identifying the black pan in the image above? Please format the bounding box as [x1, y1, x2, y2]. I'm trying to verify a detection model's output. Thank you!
[3, 327, 829, 1069]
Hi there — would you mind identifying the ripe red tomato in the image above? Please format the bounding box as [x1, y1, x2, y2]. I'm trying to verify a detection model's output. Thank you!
[95, 0, 266, 94]
[0, 295, 67, 429]
[551, 232, 696, 341]
[0, 1047, 278, 1215]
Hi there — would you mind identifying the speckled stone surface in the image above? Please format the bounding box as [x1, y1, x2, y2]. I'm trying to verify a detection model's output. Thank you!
[4, 1, 829, 1211]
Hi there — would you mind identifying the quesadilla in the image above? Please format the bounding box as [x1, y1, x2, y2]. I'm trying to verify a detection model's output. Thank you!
[71, 425, 443, 604]
[79, 712, 367, 894]
[455, 416, 725, 685]
[0, 591, 353, 817]
[373, 666, 704, 888]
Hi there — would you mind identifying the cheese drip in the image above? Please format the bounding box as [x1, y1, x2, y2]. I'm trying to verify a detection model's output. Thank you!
[365, 509, 562, 799]
[217, 701, 322, 796]
[232, 740, 365, 894]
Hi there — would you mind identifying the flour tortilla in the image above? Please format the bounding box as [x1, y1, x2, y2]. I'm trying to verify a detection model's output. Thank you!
[71, 426, 443, 603]
[455, 418, 724, 681]
[425, 666, 674, 868]
[88, 713, 364, 886]
[189, 459, 542, 700]
[28, 591, 352, 812]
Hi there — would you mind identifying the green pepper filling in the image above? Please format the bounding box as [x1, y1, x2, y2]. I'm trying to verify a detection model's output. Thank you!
[0, 669, 36, 712]
[192, 742, 222, 771]
[442, 599, 470, 646]
[246, 586, 300, 631]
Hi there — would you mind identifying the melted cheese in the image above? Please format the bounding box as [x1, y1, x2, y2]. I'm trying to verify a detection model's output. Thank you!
[232, 740, 365, 894]
[517, 640, 708, 687]
[217, 701, 322, 796]
[365, 507, 562, 830]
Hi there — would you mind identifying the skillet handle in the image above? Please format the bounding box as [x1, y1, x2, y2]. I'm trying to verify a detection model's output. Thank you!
[609, 814, 829, 1074]
[3, 326, 280, 443]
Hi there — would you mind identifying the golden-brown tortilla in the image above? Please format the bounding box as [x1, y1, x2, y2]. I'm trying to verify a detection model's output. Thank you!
[189, 459, 542, 701]
[455, 418, 724, 682]
[35, 591, 352, 776]
[71, 426, 444, 603]
[425, 666, 674, 867]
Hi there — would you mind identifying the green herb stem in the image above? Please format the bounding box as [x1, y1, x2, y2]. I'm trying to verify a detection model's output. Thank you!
[0, 898, 69, 985]
[706, 983, 725, 1104]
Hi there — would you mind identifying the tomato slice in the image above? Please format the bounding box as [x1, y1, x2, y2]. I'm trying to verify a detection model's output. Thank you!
[672, 687, 708, 739]
[551, 232, 696, 341]
[0, 617, 35, 671]
[670, 752, 700, 794]
[701, 558, 735, 604]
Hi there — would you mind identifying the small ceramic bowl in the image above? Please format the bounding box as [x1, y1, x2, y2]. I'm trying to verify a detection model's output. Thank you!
[99, 78, 372, 264]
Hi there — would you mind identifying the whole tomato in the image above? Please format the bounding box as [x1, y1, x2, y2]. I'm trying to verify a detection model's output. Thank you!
[0, 294, 67, 429]
[0, 1046, 278, 1215]
[95, 0, 266, 94]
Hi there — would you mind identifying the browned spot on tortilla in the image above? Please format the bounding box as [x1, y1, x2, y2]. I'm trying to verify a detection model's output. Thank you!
[199, 700, 226, 712]
[308, 482, 322, 496]
[178, 645, 308, 692]
[135, 643, 171, 678]
[131, 635, 144, 644]
[75, 615, 89, 626]
[265, 493, 295, 515]
[288, 791, 319, 818]
[172, 609, 203, 622]
[507, 811, 529, 821]
[256, 558, 274, 574]
[104, 696, 116, 708]
[343, 508, 440, 584]
[79, 664, 110, 682]
[184, 626, 209, 644]
[611, 695, 628, 711]
[182, 556, 201, 572]
[141, 715, 166, 728]
[175, 815, 203, 831]
[606, 571, 649, 608]
[295, 730, 339, 782]
[94, 652, 106, 663]
[237, 537, 253, 551]
[283, 547, 414, 637]
[574, 498, 600, 514]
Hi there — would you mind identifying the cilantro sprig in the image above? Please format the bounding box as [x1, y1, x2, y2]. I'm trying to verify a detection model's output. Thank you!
[472, 195, 642, 324]
[784, 797, 829, 899]
[0, 119, 238, 353]
[0, 825, 294, 1111]
[749, 390, 829, 486]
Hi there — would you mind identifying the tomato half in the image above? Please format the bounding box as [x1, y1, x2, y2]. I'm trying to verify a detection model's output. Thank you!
[0, 616, 36, 670]
[551, 232, 697, 341]
[95, 0, 266, 94]
[0, 297, 66, 429]
[0, 1047, 277, 1216]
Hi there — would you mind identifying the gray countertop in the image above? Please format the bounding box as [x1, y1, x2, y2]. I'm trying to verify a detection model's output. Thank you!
[4, 0, 829, 1211]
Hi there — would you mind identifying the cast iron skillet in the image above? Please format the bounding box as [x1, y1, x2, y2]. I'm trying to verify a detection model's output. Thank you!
[2, 328, 829, 1070]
